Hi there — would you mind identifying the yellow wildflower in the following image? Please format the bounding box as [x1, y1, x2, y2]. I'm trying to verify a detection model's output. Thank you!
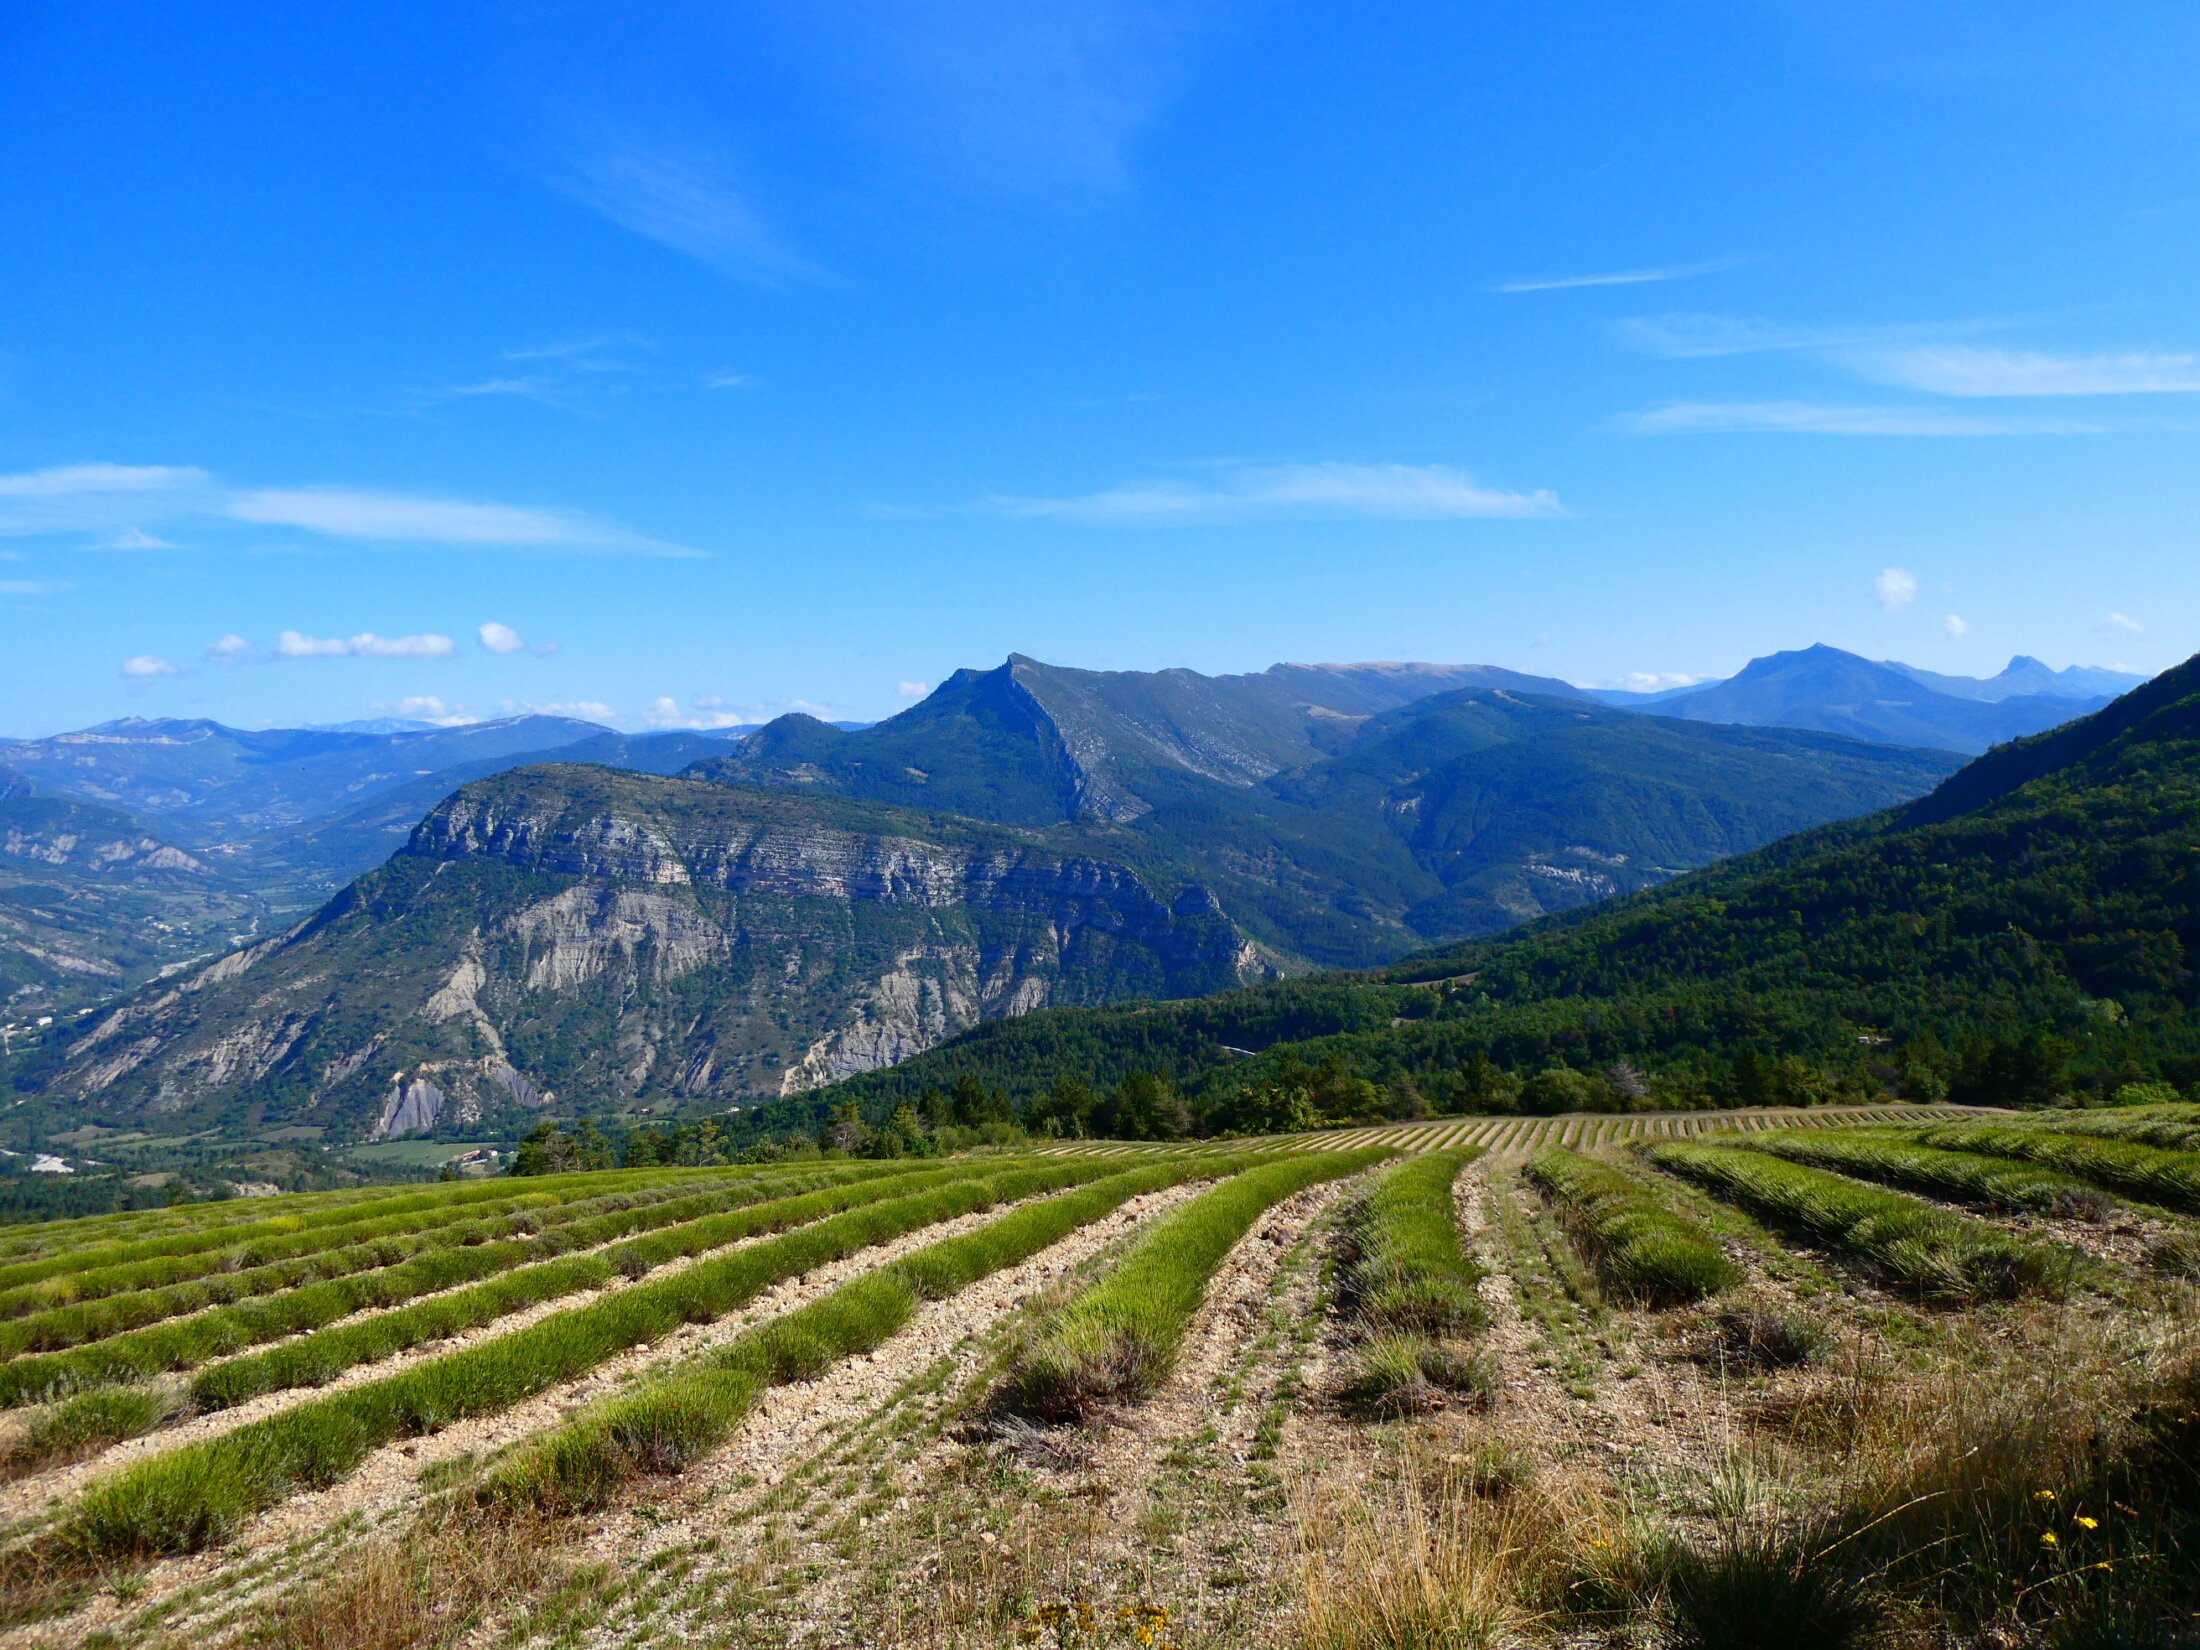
[2075, 1515, 2099, 1531]
[2041, 1530, 2060, 1547]
[2033, 1489, 2058, 1503]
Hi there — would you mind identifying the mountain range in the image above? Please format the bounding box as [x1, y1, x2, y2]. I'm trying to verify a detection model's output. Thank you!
[791, 649, 2200, 1130]
[0, 643, 2141, 1155]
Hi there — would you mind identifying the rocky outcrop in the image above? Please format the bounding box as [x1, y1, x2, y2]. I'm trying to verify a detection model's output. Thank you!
[39, 766, 1272, 1137]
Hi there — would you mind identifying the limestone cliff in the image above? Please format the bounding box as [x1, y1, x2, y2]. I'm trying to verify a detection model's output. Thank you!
[38, 766, 1273, 1137]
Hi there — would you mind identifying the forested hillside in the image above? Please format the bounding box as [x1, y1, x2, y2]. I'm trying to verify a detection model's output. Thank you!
[764, 650, 2200, 1140]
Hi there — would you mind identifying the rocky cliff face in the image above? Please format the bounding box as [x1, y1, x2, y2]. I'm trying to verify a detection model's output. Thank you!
[39, 766, 1273, 1137]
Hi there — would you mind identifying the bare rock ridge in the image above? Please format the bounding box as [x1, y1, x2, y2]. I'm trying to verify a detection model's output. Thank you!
[44, 767, 1270, 1137]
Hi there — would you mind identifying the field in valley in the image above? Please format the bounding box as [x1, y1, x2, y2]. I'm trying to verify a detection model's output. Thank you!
[0, 1102, 2195, 1649]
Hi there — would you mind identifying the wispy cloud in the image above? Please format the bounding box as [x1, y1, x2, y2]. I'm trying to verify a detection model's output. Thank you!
[1613, 313, 2004, 359]
[120, 655, 181, 679]
[549, 135, 816, 285]
[0, 464, 206, 497]
[2102, 612, 2145, 634]
[1850, 347, 2200, 397]
[276, 630, 457, 660]
[977, 462, 1563, 524]
[0, 580, 70, 596]
[516, 1, 1217, 279]
[1491, 257, 1741, 294]
[0, 463, 695, 555]
[1618, 401, 2103, 436]
[229, 488, 700, 556]
[421, 336, 656, 415]
[1876, 568, 1919, 611]
[0, 464, 212, 539]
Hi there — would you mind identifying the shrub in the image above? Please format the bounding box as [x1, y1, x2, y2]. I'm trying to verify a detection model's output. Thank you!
[1004, 1149, 1392, 1421]
[1339, 1150, 1485, 1337]
[1647, 1142, 2077, 1303]
[1, 1386, 182, 1481]
[1526, 1148, 1740, 1304]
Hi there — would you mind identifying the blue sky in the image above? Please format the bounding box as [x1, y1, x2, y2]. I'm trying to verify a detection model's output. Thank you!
[1, 1, 2196, 735]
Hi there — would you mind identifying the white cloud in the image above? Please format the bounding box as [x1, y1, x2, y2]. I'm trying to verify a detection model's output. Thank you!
[1619, 402, 2102, 436]
[1851, 347, 2200, 397]
[978, 462, 1563, 524]
[352, 633, 456, 659]
[0, 464, 207, 497]
[275, 630, 456, 660]
[102, 528, 176, 550]
[500, 699, 618, 724]
[1944, 614, 1971, 637]
[2103, 612, 2145, 633]
[121, 655, 181, 678]
[204, 634, 254, 664]
[230, 488, 699, 556]
[1491, 258, 1740, 294]
[897, 681, 930, 698]
[1876, 568, 1919, 612]
[706, 373, 755, 389]
[276, 631, 351, 659]
[374, 695, 478, 726]
[641, 695, 757, 730]
[1612, 672, 1704, 692]
[0, 580, 70, 595]
[478, 621, 526, 654]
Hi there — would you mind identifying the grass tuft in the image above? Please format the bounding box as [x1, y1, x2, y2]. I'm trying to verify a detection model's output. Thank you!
[1335, 1334, 1491, 1418]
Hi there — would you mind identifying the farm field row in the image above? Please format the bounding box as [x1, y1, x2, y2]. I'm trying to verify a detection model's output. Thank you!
[1035, 1101, 1986, 1158]
[0, 1104, 2194, 1646]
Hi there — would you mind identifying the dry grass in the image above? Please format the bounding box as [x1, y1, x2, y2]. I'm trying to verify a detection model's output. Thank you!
[191, 1500, 576, 1650]
[1293, 1429, 1598, 1650]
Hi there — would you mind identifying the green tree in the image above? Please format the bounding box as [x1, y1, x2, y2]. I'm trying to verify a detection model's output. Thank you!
[825, 1099, 872, 1154]
[1519, 1067, 1600, 1116]
[1951, 1032, 2072, 1110]
[510, 1121, 577, 1177]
